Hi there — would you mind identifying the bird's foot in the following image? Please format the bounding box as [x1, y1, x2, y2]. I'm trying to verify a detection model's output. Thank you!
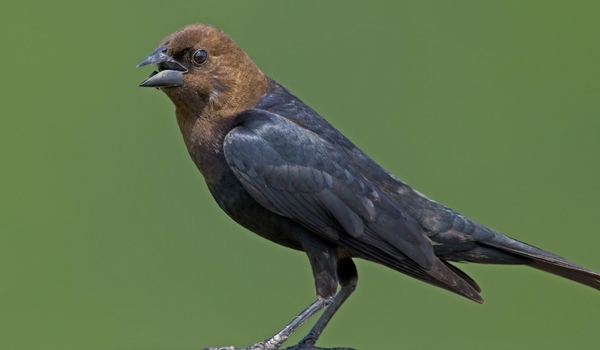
[282, 345, 354, 350]
[203, 343, 274, 350]
[202, 343, 269, 350]
[281, 339, 355, 350]
[203, 339, 302, 350]
[203, 341, 354, 350]
[282, 346, 354, 350]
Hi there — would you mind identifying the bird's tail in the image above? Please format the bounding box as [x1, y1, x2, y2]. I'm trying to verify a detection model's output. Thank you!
[481, 233, 600, 291]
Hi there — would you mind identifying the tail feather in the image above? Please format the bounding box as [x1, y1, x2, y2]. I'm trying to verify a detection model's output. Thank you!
[434, 259, 485, 303]
[482, 233, 600, 291]
[529, 260, 600, 290]
[442, 260, 482, 293]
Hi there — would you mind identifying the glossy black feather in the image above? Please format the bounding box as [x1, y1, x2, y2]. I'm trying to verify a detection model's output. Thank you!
[140, 25, 600, 350]
[221, 81, 600, 297]
[223, 108, 483, 301]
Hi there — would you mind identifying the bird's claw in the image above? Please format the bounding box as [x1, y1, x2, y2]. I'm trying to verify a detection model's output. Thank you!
[282, 341, 355, 350]
[203, 342, 354, 350]
[203, 342, 272, 350]
[282, 346, 355, 350]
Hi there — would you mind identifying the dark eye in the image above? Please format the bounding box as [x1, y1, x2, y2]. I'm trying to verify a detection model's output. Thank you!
[192, 49, 208, 65]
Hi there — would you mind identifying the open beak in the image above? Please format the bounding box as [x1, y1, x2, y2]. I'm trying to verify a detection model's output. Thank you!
[137, 45, 188, 87]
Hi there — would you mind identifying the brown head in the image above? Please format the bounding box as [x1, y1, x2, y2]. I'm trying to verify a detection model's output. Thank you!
[137, 24, 269, 119]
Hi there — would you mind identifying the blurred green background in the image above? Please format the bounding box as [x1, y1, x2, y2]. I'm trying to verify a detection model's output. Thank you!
[2, 1, 599, 349]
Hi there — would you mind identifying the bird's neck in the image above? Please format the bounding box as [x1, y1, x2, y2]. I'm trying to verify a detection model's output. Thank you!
[172, 56, 269, 183]
[174, 76, 269, 185]
[205, 60, 269, 118]
[175, 107, 228, 182]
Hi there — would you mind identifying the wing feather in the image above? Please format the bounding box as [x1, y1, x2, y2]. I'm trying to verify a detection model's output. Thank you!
[223, 109, 482, 302]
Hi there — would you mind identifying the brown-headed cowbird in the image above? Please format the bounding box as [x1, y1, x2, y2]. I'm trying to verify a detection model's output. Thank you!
[137, 24, 600, 350]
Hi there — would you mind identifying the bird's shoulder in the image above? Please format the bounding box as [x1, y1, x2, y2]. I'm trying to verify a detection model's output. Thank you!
[223, 94, 439, 268]
[239, 80, 489, 241]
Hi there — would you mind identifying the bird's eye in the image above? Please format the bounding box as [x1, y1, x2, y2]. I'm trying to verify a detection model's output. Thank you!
[192, 49, 208, 65]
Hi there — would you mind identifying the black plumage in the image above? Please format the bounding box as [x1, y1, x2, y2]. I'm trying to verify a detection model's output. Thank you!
[138, 24, 600, 350]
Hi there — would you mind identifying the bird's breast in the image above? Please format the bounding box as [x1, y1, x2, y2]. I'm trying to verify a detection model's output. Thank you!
[205, 167, 305, 251]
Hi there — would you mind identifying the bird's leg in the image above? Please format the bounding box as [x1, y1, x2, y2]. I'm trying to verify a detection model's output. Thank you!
[203, 297, 333, 350]
[283, 258, 358, 350]
[261, 296, 334, 349]
[204, 235, 345, 350]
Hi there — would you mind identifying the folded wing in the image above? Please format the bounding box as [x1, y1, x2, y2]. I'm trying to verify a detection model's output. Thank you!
[223, 109, 483, 302]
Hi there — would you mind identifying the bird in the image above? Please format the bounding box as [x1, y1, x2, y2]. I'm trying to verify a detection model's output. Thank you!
[137, 23, 600, 350]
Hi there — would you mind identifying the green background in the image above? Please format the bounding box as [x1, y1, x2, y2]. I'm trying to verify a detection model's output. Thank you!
[2, 1, 599, 349]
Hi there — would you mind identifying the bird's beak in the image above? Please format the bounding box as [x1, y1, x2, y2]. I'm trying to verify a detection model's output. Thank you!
[137, 45, 188, 88]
